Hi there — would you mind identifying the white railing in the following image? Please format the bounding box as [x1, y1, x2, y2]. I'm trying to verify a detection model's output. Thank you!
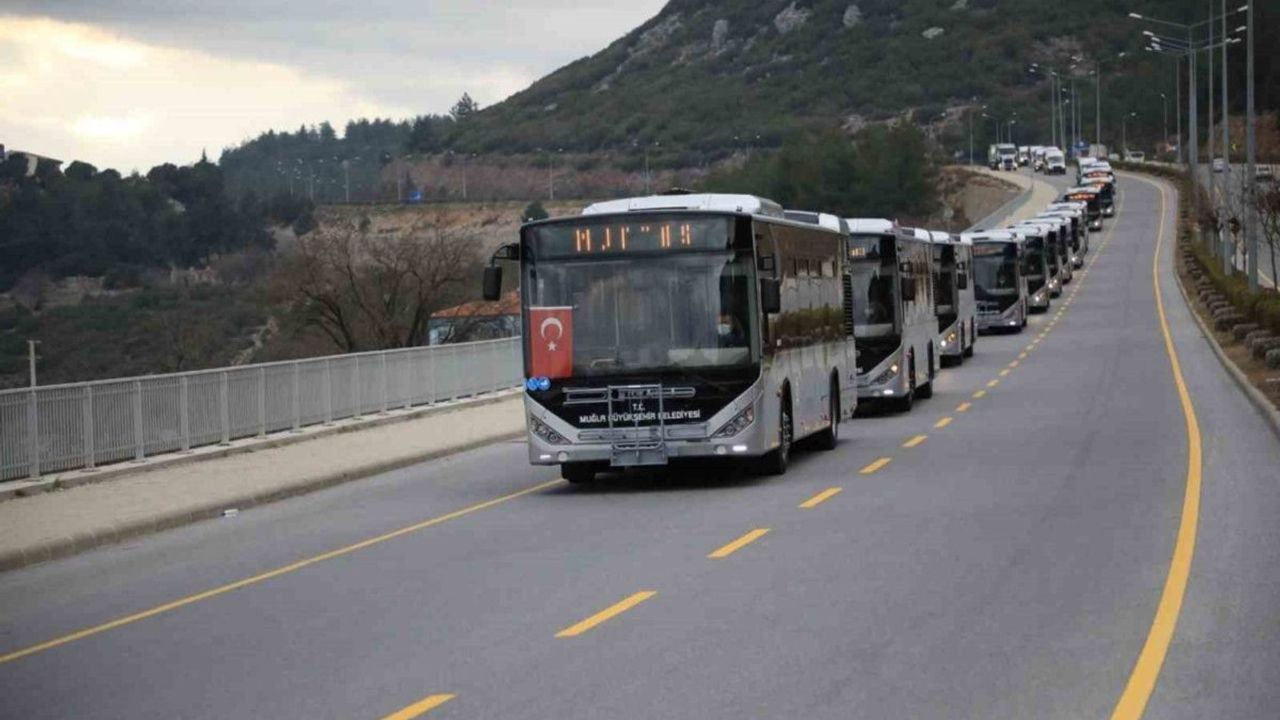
[0, 337, 523, 482]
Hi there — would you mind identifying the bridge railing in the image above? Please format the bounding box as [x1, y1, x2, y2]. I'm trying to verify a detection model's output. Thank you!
[0, 337, 523, 482]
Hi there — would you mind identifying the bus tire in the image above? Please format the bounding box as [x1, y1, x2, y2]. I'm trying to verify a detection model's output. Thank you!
[562, 463, 597, 485]
[763, 394, 792, 476]
[916, 346, 934, 399]
[813, 379, 839, 451]
[893, 358, 916, 413]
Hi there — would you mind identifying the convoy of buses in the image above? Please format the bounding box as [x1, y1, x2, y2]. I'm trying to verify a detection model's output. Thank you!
[481, 159, 1118, 484]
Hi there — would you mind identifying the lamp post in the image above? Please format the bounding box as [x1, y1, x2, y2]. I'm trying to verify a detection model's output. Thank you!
[1160, 93, 1169, 153]
[1133, 4, 1251, 252]
[1122, 111, 1137, 156]
[1244, 0, 1257, 290]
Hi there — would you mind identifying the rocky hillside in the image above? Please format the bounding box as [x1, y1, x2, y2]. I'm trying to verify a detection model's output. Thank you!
[451, 0, 1274, 160]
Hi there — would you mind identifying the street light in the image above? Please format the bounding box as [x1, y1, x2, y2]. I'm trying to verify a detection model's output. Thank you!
[1121, 111, 1137, 156]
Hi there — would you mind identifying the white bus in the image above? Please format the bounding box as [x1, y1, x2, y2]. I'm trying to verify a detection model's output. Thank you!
[964, 231, 1028, 333]
[845, 219, 938, 412]
[481, 193, 859, 483]
[917, 228, 977, 366]
[1043, 201, 1090, 258]
[1004, 226, 1051, 312]
[1032, 211, 1083, 269]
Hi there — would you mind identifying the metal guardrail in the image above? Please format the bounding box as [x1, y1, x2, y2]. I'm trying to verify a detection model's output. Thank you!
[0, 337, 523, 482]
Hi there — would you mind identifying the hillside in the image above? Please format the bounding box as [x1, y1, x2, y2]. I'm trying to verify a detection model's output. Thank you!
[453, 0, 1277, 160]
[451, 0, 1275, 160]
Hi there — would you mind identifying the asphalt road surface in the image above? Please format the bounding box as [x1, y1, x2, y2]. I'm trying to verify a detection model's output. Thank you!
[2, 172, 1279, 720]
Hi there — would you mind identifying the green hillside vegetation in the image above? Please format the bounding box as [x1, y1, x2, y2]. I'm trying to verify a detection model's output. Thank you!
[706, 124, 939, 219]
[451, 0, 1277, 160]
[218, 0, 1277, 194]
[0, 154, 299, 293]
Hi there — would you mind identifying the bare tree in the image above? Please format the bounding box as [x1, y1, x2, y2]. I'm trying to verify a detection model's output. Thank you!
[274, 214, 481, 352]
[1256, 184, 1280, 287]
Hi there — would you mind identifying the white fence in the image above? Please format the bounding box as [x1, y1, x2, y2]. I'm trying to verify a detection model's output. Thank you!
[0, 337, 523, 482]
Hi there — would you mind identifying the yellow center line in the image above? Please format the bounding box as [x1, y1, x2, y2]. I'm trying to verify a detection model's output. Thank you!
[0, 478, 566, 665]
[1009, 360, 1020, 368]
[986, 379, 1000, 388]
[902, 434, 927, 449]
[1025, 344, 1035, 352]
[556, 591, 657, 638]
[955, 402, 971, 413]
[799, 486, 842, 509]
[859, 457, 893, 474]
[708, 528, 770, 559]
[999, 369, 1011, 377]
[381, 694, 457, 720]
[1018, 352, 1028, 360]
[1109, 175, 1202, 720]
[972, 390, 987, 399]
[934, 416, 953, 428]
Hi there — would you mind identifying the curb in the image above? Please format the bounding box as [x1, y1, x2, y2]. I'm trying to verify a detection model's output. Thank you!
[0, 388, 521, 502]
[1170, 226, 1280, 444]
[0, 424, 525, 574]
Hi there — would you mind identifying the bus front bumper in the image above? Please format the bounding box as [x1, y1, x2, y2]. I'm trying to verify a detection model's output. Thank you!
[526, 394, 773, 468]
[978, 303, 1024, 332]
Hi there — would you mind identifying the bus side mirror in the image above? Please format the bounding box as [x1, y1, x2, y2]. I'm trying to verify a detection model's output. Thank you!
[760, 279, 781, 314]
[957, 273, 968, 290]
[482, 266, 503, 301]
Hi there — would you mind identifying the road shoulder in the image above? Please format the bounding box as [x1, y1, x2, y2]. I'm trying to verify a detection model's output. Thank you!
[0, 392, 524, 573]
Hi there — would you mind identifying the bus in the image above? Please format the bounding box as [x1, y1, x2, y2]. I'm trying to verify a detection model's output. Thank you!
[1013, 220, 1071, 292]
[480, 193, 858, 483]
[1008, 227, 1051, 312]
[1061, 186, 1103, 231]
[964, 231, 1028, 333]
[844, 219, 938, 411]
[918, 228, 977, 366]
[1031, 212, 1082, 269]
[1042, 201, 1090, 258]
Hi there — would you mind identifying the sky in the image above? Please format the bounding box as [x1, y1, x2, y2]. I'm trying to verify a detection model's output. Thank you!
[0, 1, 666, 174]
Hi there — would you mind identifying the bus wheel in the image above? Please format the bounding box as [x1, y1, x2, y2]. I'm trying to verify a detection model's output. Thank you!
[562, 463, 597, 485]
[917, 346, 935, 399]
[763, 397, 792, 475]
[894, 360, 916, 413]
[814, 380, 839, 451]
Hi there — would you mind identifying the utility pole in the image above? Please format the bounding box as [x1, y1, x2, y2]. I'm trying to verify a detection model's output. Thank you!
[342, 160, 350, 203]
[1221, 0, 1233, 274]
[27, 340, 39, 387]
[1176, 58, 1183, 163]
[1245, 0, 1257, 290]
[1161, 93, 1169, 152]
[1095, 62, 1102, 151]
[1050, 73, 1058, 148]
[968, 109, 973, 166]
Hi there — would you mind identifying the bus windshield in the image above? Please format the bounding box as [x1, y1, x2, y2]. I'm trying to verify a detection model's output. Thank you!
[847, 234, 896, 337]
[1021, 238, 1046, 290]
[973, 244, 1019, 296]
[525, 218, 758, 377]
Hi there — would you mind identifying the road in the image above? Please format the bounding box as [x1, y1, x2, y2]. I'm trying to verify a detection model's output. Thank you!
[2, 172, 1280, 719]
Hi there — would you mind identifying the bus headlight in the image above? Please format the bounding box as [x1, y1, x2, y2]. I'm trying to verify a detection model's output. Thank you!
[530, 416, 568, 445]
[942, 331, 957, 349]
[871, 361, 901, 386]
[713, 406, 755, 438]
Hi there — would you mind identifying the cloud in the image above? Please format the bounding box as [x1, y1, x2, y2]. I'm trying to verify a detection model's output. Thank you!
[0, 16, 414, 172]
[0, 3, 667, 172]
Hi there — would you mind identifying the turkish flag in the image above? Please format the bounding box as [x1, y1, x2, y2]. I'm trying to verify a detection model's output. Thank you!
[529, 306, 574, 379]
